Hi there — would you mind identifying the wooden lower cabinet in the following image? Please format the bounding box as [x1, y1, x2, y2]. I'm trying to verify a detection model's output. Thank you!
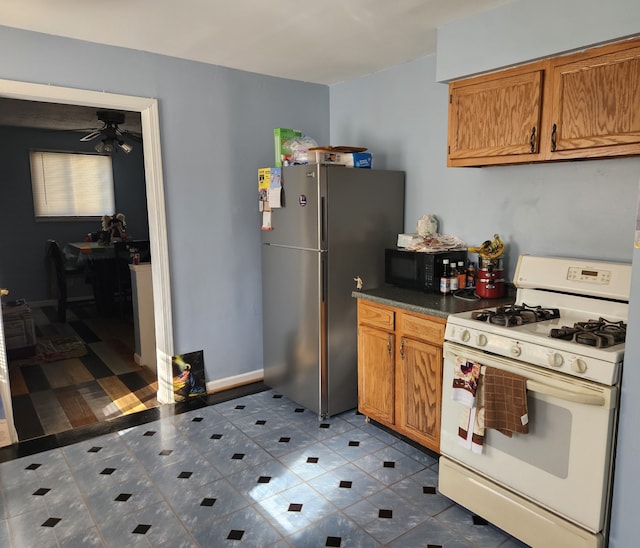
[357, 300, 445, 453]
[357, 325, 395, 424]
[397, 336, 442, 452]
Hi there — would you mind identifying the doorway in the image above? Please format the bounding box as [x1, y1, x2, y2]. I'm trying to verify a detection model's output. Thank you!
[0, 78, 175, 445]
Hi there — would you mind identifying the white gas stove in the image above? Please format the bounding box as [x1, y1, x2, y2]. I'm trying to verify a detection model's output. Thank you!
[440, 254, 632, 548]
[445, 255, 631, 385]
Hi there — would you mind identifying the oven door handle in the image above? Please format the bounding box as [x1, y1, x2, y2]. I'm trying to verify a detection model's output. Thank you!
[525, 380, 605, 406]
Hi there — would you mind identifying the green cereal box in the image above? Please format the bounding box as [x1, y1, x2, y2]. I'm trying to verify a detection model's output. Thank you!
[274, 128, 301, 166]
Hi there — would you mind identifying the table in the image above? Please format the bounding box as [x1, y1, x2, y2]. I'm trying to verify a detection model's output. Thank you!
[65, 241, 115, 259]
[63, 242, 119, 314]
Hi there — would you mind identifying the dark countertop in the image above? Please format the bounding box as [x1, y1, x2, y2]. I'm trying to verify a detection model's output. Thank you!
[352, 284, 516, 319]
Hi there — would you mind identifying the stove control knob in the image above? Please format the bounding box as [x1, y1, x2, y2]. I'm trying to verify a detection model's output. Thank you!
[511, 345, 521, 357]
[476, 334, 488, 347]
[571, 358, 588, 374]
[547, 352, 564, 367]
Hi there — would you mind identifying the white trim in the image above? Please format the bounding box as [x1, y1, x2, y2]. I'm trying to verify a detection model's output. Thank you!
[0, 78, 175, 411]
[205, 369, 264, 393]
[0, 311, 18, 445]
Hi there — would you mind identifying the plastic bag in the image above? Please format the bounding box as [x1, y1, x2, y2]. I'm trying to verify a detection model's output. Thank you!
[283, 135, 318, 164]
[416, 215, 438, 237]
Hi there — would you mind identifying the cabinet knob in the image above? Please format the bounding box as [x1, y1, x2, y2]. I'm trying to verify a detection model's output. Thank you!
[387, 335, 392, 357]
[400, 338, 405, 360]
[551, 123, 557, 152]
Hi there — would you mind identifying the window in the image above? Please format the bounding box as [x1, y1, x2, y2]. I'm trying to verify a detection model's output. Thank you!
[29, 151, 115, 219]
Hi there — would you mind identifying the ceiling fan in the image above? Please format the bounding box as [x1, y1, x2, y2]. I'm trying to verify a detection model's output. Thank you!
[80, 110, 142, 154]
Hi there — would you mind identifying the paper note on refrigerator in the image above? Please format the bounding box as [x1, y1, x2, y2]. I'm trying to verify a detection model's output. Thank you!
[261, 211, 273, 230]
[268, 167, 282, 208]
[268, 187, 282, 208]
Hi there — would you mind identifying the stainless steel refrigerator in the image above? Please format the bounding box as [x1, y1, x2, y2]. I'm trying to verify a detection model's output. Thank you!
[261, 164, 405, 418]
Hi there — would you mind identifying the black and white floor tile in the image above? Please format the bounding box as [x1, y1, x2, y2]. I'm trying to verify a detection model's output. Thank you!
[0, 388, 530, 547]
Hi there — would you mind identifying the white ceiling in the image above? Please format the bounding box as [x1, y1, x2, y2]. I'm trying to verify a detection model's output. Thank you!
[0, 0, 509, 130]
[1, 0, 509, 85]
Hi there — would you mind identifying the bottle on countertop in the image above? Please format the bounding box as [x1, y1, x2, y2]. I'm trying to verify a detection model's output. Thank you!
[449, 261, 459, 293]
[457, 261, 466, 291]
[466, 262, 476, 288]
[440, 259, 451, 295]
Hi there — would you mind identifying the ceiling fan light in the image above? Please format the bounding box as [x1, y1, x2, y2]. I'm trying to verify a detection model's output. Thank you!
[95, 138, 114, 154]
[118, 140, 133, 154]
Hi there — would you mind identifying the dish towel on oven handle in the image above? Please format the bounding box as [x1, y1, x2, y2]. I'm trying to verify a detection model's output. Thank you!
[453, 357, 485, 453]
[452, 356, 481, 406]
[483, 366, 529, 437]
[458, 404, 485, 453]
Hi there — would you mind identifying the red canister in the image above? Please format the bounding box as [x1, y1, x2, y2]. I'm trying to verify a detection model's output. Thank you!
[475, 257, 505, 299]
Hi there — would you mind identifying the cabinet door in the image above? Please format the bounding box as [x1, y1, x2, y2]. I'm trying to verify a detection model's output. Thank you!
[448, 66, 544, 166]
[357, 325, 395, 425]
[547, 40, 640, 159]
[397, 336, 442, 452]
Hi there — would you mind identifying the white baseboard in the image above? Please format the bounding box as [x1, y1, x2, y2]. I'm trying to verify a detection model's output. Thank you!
[206, 369, 264, 393]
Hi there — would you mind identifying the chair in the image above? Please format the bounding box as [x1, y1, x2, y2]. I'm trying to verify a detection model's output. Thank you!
[46, 239, 90, 322]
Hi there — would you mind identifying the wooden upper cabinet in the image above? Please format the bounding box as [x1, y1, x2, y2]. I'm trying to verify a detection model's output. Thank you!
[448, 37, 640, 166]
[547, 40, 640, 159]
[448, 65, 545, 166]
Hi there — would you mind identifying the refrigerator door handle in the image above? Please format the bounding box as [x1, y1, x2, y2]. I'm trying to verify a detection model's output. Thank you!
[320, 196, 326, 245]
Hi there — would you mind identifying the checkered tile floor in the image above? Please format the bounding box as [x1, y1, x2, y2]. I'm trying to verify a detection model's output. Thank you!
[0, 388, 529, 547]
[8, 304, 158, 441]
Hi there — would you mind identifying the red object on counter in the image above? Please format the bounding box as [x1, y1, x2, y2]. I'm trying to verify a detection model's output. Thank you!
[475, 256, 505, 299]
[475, 276, 505, 298]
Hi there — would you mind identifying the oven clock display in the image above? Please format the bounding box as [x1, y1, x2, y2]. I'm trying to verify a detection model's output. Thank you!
[567, 267, 611, 284]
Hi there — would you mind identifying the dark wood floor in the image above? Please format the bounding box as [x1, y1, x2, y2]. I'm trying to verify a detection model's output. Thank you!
[7, 302, 158, 441]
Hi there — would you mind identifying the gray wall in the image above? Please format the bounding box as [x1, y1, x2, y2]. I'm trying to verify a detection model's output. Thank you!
[0, 126, 148, 301]
[330, 1, 640, 546]
[436, 0, 640, 82]
[0, 25, 330, 382]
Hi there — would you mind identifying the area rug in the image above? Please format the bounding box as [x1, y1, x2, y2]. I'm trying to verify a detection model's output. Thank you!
[13, 336, 88, 365]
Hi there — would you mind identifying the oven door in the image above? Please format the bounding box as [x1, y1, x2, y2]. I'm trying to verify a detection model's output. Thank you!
[440, 341, 617, 534]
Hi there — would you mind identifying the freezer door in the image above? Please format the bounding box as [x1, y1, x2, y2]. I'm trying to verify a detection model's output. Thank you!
[261, 165, 323, 250]
[261, 243, 324, 415]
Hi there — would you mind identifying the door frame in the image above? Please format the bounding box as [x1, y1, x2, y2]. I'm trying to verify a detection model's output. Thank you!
[0, 79, 175, 431]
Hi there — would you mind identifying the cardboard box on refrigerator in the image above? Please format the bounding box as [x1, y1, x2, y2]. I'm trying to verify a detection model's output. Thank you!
[306, 148, 373, 168]
[336, 152, 372, 168]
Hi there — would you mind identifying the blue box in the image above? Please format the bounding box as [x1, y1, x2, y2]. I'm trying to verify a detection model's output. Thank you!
[338, 152, 372, 168]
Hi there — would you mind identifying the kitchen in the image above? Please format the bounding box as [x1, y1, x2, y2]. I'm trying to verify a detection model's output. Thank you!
[0, 0, 639, 546]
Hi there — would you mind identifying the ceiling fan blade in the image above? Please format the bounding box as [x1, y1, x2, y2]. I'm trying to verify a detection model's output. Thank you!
[80, 130, 102, 142]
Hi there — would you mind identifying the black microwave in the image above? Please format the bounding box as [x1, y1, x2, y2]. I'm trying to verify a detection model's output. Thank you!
[385, 248, 468, 292]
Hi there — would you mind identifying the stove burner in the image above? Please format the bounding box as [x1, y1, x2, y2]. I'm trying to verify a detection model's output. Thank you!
[550, 318, 627, 348]
[471, 303, 561, 327]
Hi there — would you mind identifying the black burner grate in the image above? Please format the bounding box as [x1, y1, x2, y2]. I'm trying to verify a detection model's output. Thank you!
[549, 318, 626, 348]
[471, 303, 560, 327]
